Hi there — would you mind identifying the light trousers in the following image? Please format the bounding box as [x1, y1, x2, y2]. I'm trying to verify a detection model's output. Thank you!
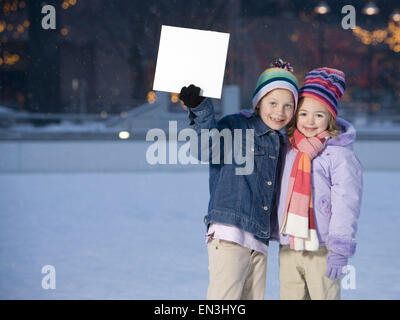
[206, 238, 267, 300]
[279, 245, 341, 300]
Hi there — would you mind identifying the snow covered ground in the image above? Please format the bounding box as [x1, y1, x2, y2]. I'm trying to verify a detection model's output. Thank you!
[0, 170, 399, 299]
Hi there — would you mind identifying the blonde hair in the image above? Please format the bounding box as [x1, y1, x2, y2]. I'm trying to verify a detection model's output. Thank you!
[285, 98, 341, 139]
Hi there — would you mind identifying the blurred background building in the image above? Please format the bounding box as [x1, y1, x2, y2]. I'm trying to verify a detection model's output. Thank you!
[0, 0, 400, 137]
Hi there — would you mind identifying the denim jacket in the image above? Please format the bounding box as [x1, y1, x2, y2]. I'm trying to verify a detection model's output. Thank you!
[188, 98, 285, 245]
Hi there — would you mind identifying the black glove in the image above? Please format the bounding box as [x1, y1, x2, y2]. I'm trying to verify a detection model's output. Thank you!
[179, 84, 205, 109]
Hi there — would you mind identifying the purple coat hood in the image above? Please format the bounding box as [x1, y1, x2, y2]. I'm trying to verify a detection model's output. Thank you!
[271, 118, 363, 257]
[327, 117, 356, 148]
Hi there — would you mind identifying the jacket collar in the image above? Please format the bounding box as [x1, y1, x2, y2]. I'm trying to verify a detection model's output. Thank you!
[248, 114, 276, 136]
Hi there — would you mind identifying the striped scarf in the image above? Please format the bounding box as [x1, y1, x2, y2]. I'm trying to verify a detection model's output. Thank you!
[279, 129, 329, 251]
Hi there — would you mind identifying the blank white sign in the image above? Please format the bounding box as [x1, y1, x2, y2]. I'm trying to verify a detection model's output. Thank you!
[153, 25, 230, 99]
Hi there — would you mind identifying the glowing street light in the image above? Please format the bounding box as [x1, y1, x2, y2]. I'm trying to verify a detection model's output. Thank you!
[314, 2, 330, 15]
[391, 10, 400, 22]
[362, 2, 380, 16]
[118, 131, 130, 140]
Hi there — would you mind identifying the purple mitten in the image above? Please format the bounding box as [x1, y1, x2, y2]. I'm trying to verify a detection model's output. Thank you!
[325, 251, 348, 281]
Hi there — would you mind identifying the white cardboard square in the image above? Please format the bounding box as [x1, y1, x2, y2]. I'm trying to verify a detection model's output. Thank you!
[153, 25, 230, 99]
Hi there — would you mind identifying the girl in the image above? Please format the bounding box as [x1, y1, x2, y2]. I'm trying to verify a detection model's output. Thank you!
[179, 59, 299, 299]
[275, 67, 363, 300]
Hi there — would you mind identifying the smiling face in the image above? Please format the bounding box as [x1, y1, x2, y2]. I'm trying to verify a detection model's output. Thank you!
[257, 89, 295, 130]
[296, 97, 330, 137]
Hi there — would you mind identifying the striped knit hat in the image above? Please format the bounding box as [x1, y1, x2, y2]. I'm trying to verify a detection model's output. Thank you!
[299, 67, 346, 120]
[252, 58, 299, 110]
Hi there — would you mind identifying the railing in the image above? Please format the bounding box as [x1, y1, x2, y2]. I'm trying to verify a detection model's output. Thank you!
[1, 102, 399, 140]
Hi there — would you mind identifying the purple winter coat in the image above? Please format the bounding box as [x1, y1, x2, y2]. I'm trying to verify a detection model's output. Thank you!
[271, 118, 363, 257]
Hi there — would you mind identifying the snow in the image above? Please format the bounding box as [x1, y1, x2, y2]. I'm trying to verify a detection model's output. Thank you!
[0, 170, 399, 299]
[7, 121, 113, 133]
[0, 106, 16, 114]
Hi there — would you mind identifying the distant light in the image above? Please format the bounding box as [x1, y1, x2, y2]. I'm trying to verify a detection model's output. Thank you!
[170, 93, 179, 103]
[100, 111, 108, 119]
[372, 103, 381, 111]
[3, 53, 19, 65]
[290, 33, 299, 42]
[68, 0, 77, 6]
[314, 2, 330, 15]
[72, 79, 79, 90]
[10, 2, 17, 11]
[391, 10, 400, 22]
[147, 91, 156, 104]
[61, 27, 69, 36]
[362, 2, 379, 16]
[118, 131, 130, 139]
[23, 20, 30, 28]
[62, 2, 69, 10]
[3, 2, 10, 13]
[16, 92, 25, 103]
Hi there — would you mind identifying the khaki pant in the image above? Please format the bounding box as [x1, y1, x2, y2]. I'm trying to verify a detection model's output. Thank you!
[206, 238, 267, 300]
[279, 245, 341, 300]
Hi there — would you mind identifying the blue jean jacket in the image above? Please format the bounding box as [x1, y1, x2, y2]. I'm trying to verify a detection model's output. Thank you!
[188, 99, 285, 245]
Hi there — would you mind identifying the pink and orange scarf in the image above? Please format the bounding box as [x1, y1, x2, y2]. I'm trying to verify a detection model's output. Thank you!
[279, 129, 330, 251]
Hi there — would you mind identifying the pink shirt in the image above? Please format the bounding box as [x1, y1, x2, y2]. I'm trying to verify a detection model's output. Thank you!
[206, 223, 268, 255]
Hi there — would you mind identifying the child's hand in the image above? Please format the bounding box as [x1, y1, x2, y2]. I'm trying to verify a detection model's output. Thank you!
[325, 251, 348, 281]
[179, 84, 205, 109]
